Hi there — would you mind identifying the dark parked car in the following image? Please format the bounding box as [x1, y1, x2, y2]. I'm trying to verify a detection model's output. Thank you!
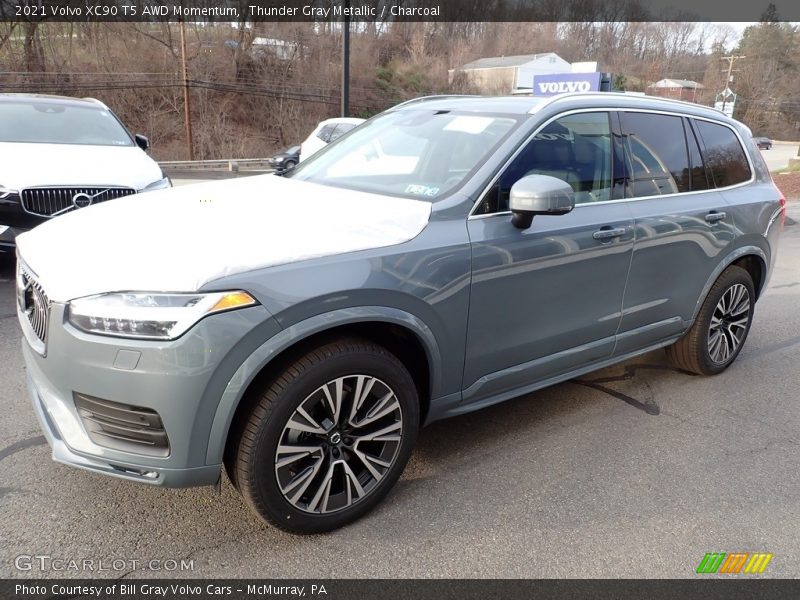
[268, 145, 300, 172]
[755, 137, 772, 150]
[17, 93, 785, 534]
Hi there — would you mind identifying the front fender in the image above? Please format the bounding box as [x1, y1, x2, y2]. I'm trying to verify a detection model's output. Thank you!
[204, 306, 442, 465]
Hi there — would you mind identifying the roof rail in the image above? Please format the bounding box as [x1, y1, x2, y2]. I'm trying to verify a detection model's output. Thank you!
[390, 94, 482, 110]
[536, 91, 726, 117]
[82, 97, 107, 107]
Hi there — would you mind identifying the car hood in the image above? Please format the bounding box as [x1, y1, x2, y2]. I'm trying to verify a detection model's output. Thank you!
[0, 142, 163, 190]
[16, 174, 432, 302]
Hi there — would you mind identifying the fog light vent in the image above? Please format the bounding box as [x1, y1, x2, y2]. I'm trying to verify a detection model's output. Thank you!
[74, 393, 170, 457]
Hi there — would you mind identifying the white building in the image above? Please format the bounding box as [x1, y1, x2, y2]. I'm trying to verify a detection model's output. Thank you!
[450, 53, 584, 94]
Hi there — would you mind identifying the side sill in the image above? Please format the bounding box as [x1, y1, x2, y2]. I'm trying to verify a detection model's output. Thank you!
[426, 335, 682, 424]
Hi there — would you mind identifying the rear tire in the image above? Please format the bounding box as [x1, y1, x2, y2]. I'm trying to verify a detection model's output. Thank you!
[230, 338, 419, 534]
[666, 265, 755, 375]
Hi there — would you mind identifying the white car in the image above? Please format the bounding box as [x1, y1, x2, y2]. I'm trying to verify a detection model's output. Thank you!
[0, 94, 170, 251]
[298, 117, 365, 162]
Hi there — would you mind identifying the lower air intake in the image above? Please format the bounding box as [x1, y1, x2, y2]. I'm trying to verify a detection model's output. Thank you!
[74, 393, 170, 458]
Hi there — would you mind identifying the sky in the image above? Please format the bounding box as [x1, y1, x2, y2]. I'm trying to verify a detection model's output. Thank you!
[704, 21, 799, 51]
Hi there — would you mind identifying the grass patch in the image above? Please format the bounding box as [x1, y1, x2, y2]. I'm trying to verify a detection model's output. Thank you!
[772, 158, 800, 176]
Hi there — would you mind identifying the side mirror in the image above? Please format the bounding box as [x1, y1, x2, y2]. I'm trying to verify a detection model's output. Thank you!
[509, 174, 575, 229]
[134, 134, 150, 151]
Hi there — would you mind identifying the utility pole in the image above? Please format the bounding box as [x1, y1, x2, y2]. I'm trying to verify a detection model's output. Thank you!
[179, 20, 194, 161]
[720, 55, 745, 114]
[341, 0, 350, 118]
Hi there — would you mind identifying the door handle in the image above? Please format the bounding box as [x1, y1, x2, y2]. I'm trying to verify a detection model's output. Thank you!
[592, 226, 628, 240]
[705, 211, 727, 223]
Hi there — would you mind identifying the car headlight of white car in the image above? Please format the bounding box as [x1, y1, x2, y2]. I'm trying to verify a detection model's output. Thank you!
[0, 185, 19, 199]
[67, 291, 257, 340]
[140, 176, 172, 192]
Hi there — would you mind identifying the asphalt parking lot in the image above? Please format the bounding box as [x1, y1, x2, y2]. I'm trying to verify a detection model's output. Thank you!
[1, 202, 799, 579]
[760, 142, 799, 172]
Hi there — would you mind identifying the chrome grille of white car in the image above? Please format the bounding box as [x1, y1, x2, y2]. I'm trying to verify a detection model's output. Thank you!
[21, 187, 136, 218]
[17, 262, 50, 345]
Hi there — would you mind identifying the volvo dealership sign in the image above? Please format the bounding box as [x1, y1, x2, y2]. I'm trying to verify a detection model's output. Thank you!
[533, 72, 602, 96]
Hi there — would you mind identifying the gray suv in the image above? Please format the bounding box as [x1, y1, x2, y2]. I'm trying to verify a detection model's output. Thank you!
[16, 93, 785, 534]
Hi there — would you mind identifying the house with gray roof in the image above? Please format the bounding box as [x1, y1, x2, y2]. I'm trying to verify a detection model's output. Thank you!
[450, 52, 573, 94]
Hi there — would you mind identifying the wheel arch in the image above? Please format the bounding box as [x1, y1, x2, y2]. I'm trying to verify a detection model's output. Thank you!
[206, 307, 441, 465]
[691, 246, 768, 324]
[731, 254, 765, 300]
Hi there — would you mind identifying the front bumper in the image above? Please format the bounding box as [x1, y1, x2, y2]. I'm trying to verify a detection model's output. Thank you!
[27, 365, 220, 486]
[21, 302, 274, 487]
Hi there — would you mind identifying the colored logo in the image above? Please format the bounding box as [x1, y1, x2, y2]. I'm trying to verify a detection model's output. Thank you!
[696, 552, 773, 574]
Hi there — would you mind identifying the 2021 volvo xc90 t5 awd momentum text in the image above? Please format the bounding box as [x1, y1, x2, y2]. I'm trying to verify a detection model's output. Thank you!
[16, 93, 784, 533]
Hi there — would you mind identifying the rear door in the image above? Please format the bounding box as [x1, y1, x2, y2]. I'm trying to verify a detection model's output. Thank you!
[614, 111, 745, 355]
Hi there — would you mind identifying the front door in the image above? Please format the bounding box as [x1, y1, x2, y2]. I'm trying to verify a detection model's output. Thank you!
[463, 111, 634, 405]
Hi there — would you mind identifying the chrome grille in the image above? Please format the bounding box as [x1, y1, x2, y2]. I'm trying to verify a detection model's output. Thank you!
[21, 187, 136, 217]
[17, 263, 50, 346]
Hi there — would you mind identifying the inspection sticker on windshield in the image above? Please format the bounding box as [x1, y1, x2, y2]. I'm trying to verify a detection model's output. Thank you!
[443, 116, 495, 134]
[405, 184, 440, 197]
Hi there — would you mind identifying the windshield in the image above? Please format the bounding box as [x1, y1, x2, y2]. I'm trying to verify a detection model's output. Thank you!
[288, 109, 520, 200]
[0, 101, 134, 146]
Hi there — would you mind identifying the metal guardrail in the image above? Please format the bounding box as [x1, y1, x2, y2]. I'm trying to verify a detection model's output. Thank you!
[158, 158, 273, 172]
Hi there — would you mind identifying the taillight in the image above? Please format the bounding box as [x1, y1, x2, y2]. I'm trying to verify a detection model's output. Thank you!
[774, 183, 786, 227]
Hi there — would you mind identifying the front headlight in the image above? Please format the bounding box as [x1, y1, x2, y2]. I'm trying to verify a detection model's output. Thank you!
[0, 185, 19, 199]
[67, 291, 257, 340]
[140, 176, 172, 192]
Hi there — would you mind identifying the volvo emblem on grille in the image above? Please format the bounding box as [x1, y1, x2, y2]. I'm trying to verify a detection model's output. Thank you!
[72, 192, 93, 209]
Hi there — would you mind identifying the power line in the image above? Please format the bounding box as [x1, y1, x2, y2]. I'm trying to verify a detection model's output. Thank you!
[0, 78, 376, 110]
[1, 71, 387, 94]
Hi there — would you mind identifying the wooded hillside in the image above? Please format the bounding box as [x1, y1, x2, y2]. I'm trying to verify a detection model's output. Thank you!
[1, 16, 797, 160]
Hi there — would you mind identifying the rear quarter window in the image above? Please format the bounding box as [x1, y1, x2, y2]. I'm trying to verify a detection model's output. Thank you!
[329, 123, 358, 142]
[693, 120, 751, 188]
[316, 124, 337, 142]
[620, 112, 691, 197]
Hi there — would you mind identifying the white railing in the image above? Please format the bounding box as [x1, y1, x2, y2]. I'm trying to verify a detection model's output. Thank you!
[159, 159, 274, 172]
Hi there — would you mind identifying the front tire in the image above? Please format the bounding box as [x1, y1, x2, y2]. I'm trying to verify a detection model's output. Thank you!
[230, 338, 419, 534]
[666, 265, 755, 375]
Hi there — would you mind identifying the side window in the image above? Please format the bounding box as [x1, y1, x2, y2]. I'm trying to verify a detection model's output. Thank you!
[619, 112, 690, 197]
[329, 123, 356, 143]
[686, 120, 710, 191]
[693, 120, 752, 188]
[316, 124, 337, 142]
[477, 112, 613, 214]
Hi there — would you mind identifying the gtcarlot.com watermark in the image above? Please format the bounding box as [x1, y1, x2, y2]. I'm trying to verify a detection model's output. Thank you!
[14, 554, 195, 573]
